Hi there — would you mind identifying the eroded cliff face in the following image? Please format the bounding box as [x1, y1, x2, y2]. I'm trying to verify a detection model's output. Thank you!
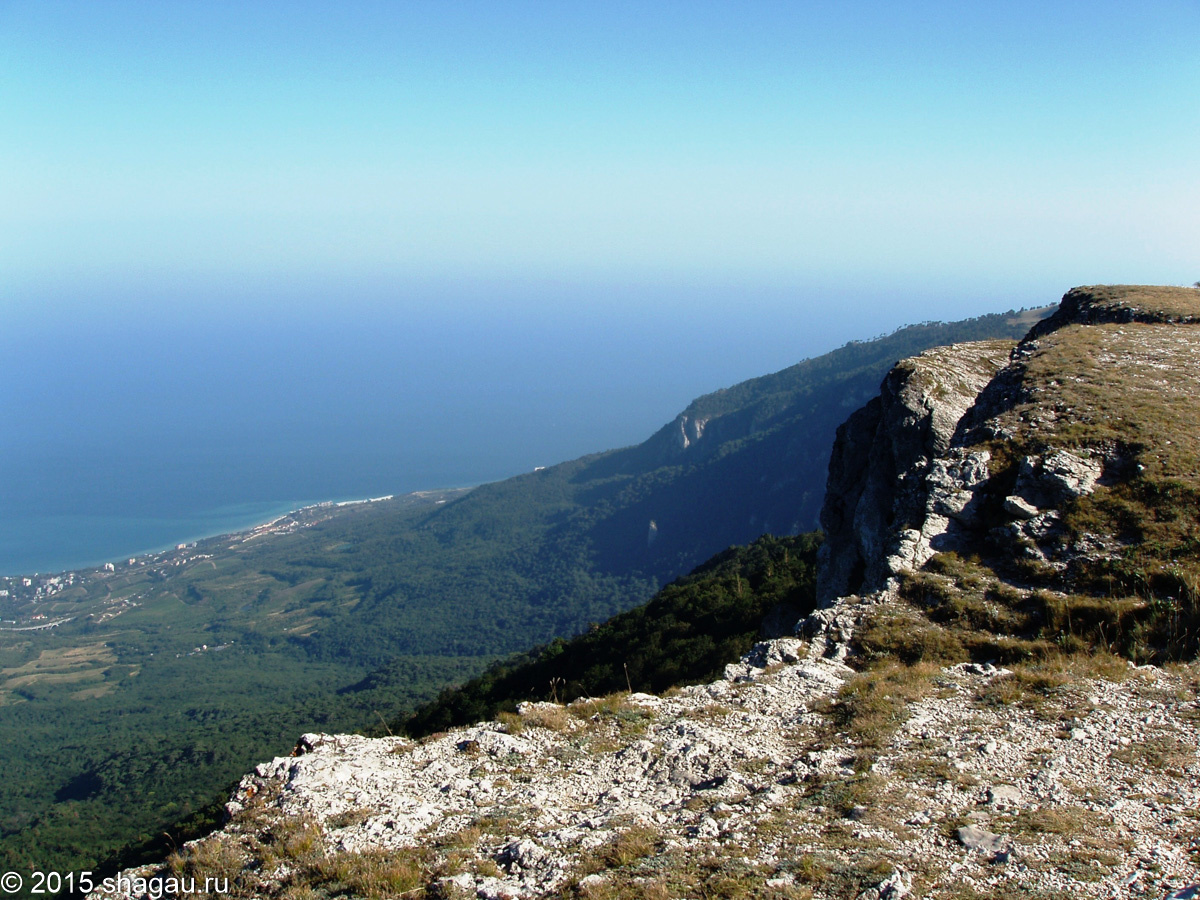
[818, 283, 1200, 616]
[642, 413, 712, 462]
[817, 340, 1015, 605]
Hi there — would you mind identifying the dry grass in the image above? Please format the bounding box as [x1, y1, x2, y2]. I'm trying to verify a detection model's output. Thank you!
[497, 710, 525, 734]
[568, 693, 655, 738]
[569, 693, 629, 719]
[600, 824, 660, 868]
[564, 842, 814, 900]
[1111, 734, 1195, 772]
[167, 835, 247, 896]
[521, 703, 571, 732]
[883, 529, 1189, 686]
[164, 803, 452, 900]
[802, 772, 886, 818]
[1008, 805, 1109, 836]
[307, 846, 434, 899]
[818, 662, 940, 770]
[1061, 284, 1200, 321]
[975, 651, 1128, 714]
[495, 700, 575, 733]
[693, 702, 733, 723]
[259, 814, 324, 868]
[327, 807, 376, 830]
[853, 603, 968, 666]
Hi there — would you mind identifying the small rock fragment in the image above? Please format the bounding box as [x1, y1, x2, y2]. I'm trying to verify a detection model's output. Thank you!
[1003, 496, 1039, 519]
[957, 824, 1009, 855]
[986, 784, 1022, 807]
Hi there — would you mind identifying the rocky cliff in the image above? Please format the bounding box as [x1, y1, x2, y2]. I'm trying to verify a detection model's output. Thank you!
[820, 284, 1200, 645]
[816, 339, 1016, 606]
[95, 286, 1200, 900]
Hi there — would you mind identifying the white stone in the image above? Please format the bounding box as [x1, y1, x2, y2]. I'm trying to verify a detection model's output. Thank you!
[1004, 495, 1040, 520]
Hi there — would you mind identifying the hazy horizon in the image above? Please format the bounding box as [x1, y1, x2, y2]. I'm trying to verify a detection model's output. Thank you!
[1, 282, 1041, 575]
[3, 1, 1197, 571]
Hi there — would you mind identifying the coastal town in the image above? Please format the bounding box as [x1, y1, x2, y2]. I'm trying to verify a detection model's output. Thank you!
[0, 487, 467, 728]
[0, 496, 406, 633]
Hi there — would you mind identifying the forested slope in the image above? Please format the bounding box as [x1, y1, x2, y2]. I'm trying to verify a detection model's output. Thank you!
[400, 533, 820, 737]
[305, 307, 1047, 664]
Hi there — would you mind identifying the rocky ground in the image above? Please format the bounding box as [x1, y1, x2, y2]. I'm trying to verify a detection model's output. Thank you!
[94, 592, 1200, 900]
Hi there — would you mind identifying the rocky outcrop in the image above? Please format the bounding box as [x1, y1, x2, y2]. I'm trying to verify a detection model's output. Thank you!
[92, 612, 1200, 900]
[818, 283, 1200, 603]
[1025, 284, 1200, 340]
[817, 340, 1014, 605]
[644, 413, 712, 460]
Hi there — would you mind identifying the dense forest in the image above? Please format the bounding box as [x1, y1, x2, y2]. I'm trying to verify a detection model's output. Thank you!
[401, 533, 821, 737]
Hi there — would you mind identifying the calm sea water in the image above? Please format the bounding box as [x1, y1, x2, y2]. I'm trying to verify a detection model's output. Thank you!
[1, 283, 930, 575]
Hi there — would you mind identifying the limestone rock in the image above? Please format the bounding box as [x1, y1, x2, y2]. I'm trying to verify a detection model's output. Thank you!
[817, 341, 1014, 604]
[1014, 450, 1102, 507]
[1004, 495, 1039, 519]
[956, 824, 1010, 855]
[986, 784, 1022, 807]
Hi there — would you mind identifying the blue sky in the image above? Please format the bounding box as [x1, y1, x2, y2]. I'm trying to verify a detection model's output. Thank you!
[2, 0, 1198, 325]
[3, 1, 1200, 571]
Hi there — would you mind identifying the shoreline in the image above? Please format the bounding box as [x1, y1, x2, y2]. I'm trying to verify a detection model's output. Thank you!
[0, 500, 311, 579]
[1, 488, 472, 579]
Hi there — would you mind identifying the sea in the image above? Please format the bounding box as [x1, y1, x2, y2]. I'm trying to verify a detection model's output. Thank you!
[1, 282, 938, 575]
